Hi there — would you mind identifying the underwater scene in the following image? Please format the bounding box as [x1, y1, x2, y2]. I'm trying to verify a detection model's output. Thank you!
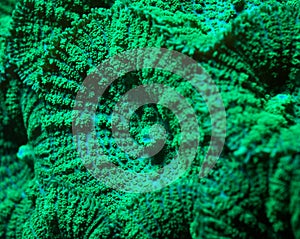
[0, 0, 299, 238]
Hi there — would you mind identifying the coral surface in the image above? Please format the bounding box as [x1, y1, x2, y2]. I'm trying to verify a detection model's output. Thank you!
[0, 0, 299, 238]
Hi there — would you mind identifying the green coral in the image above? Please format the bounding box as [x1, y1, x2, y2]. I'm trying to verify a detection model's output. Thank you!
[0, 0, 18, 72]
[0, 0, 299, 238]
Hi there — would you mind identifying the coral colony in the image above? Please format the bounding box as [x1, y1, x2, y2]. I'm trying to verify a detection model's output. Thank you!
[0, 0, 299, 238]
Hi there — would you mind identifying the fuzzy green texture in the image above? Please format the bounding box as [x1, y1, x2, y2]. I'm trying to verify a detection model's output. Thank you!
[0, 0, 299, 238]
[0, 0, 18, 73]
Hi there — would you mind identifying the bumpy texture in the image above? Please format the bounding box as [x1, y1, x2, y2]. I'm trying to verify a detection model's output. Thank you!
[0, 0, 18, 72]
[0, 0, 299, 238]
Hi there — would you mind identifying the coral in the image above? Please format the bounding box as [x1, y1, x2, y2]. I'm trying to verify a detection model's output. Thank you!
[0, 66, 32, 238]
[0, 0, 18, 72]
[0, 0, 299, 239]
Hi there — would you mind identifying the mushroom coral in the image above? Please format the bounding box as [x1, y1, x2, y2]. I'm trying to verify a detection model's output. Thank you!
[0, 0, 299, 238]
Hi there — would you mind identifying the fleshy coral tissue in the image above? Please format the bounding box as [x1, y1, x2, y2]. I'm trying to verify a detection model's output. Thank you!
[0, 0, 299, 238]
